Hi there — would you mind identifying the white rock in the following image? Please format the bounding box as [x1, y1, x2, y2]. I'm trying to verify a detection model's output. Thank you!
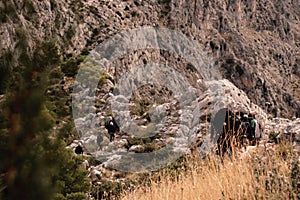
[129, 145, 144, 152]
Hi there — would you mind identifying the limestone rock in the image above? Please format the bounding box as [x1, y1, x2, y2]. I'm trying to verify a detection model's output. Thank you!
[128, 145, 144, 152]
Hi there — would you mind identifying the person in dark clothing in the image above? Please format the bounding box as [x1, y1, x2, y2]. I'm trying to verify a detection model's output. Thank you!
[104, 116, 120, 142]
[241, 114, 250, 149]
[248, 114, 256, 145]
[75, 144, 84, 155]
[216, 109, 237, 158]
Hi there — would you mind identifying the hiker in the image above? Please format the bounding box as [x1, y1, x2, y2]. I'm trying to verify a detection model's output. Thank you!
[248, 114, 256, 145]
[104, 116, 119, 142]
[241, 114, 250, 149]
[232, 111, 242, 133]
[78, 130, 83, 138]
[75, 143, 84, 155]
[217, 109, 235, 158]
[231, 111, 243, 148]
[253, 116, 261, 146]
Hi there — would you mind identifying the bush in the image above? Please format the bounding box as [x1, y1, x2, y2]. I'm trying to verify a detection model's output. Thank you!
[61, 57, 80, 77]
[130, 98, 152, 117]
[58, 120, 78, 145]
[66, 192, 86, 200]
[76, 56, 103, 86]
[91, 181, 123, 199]
[53, 193, 67, 200]
[34, 42, 60, 70]
[64, 27, 76, 41]
[49, 68, 64, 84]
[269, 131, 280, 143]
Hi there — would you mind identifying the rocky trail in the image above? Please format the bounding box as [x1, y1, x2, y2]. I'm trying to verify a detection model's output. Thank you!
[68, 73, 300, 190]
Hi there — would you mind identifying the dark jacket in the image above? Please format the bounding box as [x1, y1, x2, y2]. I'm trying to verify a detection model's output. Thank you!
[105, 117, 119, 133]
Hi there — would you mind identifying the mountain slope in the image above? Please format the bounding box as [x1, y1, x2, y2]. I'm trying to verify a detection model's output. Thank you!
[0, 0, 299, 117]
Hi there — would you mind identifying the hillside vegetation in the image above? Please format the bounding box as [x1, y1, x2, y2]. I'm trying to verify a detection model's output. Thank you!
[122, 144, 300, 200]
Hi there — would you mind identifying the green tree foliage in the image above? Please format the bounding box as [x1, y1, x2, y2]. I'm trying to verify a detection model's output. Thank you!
[0, 38, 90, 199]
[61, 55, 85, 77]
[51, 142, 90, 199]
[77, 56, 103, 86]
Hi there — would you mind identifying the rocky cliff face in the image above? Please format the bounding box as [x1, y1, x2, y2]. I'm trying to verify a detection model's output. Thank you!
[167, 0, 300, 118]
[1, 0, 299, 195]
[0, 0, 299, 118]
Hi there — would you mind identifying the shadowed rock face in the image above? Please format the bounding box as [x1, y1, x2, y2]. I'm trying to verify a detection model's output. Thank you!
[0, 0, 299, 117]
[166, 0, 300, 118]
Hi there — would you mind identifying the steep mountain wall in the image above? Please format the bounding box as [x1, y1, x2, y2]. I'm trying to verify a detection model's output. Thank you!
[0, 0, 299, 117]
[166, 0, 300, 118]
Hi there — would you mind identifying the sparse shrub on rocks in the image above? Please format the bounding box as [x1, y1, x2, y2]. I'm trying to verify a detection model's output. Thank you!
[268, 131, 280, 143]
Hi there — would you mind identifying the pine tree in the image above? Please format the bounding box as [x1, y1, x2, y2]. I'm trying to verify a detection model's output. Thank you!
[0, 40, 89, 199]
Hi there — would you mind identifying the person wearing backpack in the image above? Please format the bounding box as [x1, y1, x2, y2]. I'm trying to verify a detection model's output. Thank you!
[253, 117, 261, 146]
[105, 116, 120, 142]
[75, 143, 84, 155]
[241, 114, 250, 149]
[249, 114, 256, 145]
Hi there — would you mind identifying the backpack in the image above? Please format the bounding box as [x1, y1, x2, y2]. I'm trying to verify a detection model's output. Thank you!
[242, 121, 249, 129]
[105, 117, 111, 129]
[250, 119, 255, 129]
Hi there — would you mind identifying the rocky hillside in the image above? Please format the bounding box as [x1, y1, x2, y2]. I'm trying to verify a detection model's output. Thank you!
[1, 0, 299, 199]
[1, 0, 299, 117]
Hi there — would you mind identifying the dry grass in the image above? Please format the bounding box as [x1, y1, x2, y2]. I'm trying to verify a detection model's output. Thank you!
[121, 144, 299, 200]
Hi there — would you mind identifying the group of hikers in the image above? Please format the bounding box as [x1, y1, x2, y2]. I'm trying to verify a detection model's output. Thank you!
[217, 109, 262, 157]
[75, 110, 262, 159]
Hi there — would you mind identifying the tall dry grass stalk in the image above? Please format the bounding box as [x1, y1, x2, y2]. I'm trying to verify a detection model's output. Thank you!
[121, 144, 299, 200]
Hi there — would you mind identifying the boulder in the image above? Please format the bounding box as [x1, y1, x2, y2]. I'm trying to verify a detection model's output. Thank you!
[128, 145, 144, 152]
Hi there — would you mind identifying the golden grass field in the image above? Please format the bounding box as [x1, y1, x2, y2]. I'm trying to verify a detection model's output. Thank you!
[121, 144, 299, 200]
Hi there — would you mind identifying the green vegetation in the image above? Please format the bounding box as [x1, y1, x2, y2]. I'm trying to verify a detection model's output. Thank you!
[64, 26, 76, 41]
[0, 39, 90, 199]
[99, 73, 112, 85]
[130, 98, 153, 117]
[125, 132, 161, 153]
[268, 131, 280, 143]
[61, 53, 104, 89]
[77, 56, 104, 86]
[91, 181, 123, 199]
[58, 120, 78, 145]
[61, 55, 85, 77]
